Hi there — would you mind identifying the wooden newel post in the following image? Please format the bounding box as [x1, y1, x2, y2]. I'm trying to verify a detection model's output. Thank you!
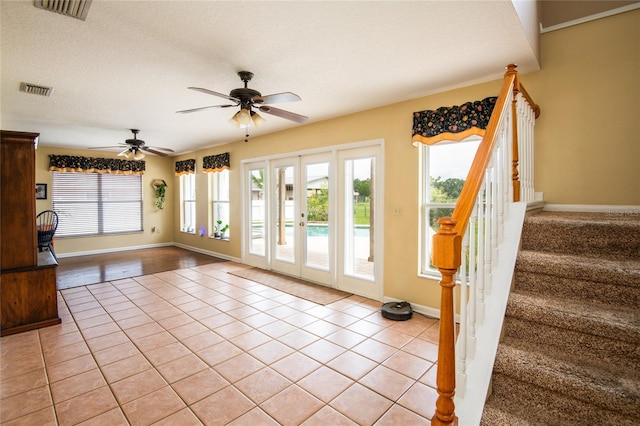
[505, 63, 521, 202]
[431, 217, 461, 426]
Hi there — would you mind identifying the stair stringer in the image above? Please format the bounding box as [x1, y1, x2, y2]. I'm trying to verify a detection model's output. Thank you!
[455, 201, 527, 425]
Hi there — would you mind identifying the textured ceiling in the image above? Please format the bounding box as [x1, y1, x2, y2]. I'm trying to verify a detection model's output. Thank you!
[2, 1, 545, 155]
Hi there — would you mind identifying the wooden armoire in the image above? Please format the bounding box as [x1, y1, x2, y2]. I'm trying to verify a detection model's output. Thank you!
[1, 130, 60, 336]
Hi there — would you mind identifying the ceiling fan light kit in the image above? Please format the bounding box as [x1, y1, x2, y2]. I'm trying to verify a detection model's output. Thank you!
[229, 109, 265, 129]
[178, 71, 308, 142]
[118, 148, 133, 159]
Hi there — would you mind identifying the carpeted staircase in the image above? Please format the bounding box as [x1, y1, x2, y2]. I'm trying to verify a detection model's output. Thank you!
[481, 211, 640, 425]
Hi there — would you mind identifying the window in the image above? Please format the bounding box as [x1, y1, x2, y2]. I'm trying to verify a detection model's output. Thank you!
[209, 169, 230, 239]
[420, 138, 480, 276]
[181, 173, 196, 233]
[52, 171, 142, 237]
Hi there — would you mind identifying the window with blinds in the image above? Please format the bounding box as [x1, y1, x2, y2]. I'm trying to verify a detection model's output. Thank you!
[52, 171, 143, 237]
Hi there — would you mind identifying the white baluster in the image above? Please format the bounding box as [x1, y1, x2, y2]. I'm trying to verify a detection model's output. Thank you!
[457, 225, 470, 394]
[484, 167, 493, 291]
[506, 102, 514, 203]
[476, 181, 486, 324]
[467, 205, 478, 358]
[496, 142, 504, 244]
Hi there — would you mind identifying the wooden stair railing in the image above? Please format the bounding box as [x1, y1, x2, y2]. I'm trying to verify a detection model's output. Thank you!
[431, 65, 539, 426]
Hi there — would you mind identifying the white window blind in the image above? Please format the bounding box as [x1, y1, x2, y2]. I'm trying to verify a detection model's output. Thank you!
[52, 171, 143, 237]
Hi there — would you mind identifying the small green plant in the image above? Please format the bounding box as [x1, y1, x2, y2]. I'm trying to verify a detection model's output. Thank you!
[214, 219, 223, 237]
[153, 180, 167, 210]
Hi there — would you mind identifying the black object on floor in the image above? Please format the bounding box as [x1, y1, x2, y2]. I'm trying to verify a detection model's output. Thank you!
[381, 301, 413, 321]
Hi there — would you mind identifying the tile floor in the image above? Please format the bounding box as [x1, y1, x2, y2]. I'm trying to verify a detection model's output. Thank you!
[1, 261, 439, 425]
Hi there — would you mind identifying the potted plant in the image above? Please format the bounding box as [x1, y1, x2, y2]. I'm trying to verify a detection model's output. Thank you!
[152, 180, 167, 210]
[220, 223, 229, 239]
[214, 219, 222, 238]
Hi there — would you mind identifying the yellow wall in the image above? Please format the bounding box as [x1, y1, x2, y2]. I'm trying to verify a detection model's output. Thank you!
[526, 10, 639, 205]
[33, 10, 639, 310]
[35, 146, 175, 254]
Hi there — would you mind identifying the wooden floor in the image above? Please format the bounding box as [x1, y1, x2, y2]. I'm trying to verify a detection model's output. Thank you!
[56, 246, 226, 289]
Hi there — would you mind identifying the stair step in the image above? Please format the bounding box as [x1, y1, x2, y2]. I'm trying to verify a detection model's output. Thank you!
[514, 251, 640, 308]
[521, 212, 640, 259]
[480, 400, 532, 426]
[492, 344, 640, 419]
[505, 291, 640, 345]
[503, 317, 640, 373]
[483, 372, 640, 426]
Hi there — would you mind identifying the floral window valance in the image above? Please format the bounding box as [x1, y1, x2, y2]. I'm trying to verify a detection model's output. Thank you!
[412, 96, 497, 145]
[203, 153, 230, 173]
[175, 159, 196, 176]
[48, 154, 145, 175]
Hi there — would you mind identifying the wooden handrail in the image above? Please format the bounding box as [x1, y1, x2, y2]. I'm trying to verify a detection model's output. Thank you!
[431, 67, 518, 426]
[506, 64, 540, 119]
[450, 74, 515, 238]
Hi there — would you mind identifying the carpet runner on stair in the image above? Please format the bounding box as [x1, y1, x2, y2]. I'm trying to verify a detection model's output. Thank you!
[481, 211, 640, 425]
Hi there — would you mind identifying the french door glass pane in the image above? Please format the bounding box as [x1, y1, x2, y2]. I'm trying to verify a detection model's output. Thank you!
[249, 168, 265, 256]
[305, 162, 329, 270]
[274, 166, 295, 263]
[344, 157, 374, 279]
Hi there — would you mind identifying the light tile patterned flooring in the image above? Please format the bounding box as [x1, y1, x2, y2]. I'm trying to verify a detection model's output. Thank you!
[1, 261, 439, 425]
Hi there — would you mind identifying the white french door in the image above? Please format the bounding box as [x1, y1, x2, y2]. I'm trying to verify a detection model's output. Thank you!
[337, 145, 382, 300]
[242, 142, 383, 299]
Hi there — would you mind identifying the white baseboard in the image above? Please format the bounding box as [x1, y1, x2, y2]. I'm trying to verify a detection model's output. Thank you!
[56, 242, 242, 264]
[56, 242, 173, 258]
[173, 243, 241, 263]
[543, 204, 640, 214]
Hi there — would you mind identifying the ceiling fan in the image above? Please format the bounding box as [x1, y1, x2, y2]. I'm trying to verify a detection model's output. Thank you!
[91, 129, 174, 160]
[177, 71, 308, 141]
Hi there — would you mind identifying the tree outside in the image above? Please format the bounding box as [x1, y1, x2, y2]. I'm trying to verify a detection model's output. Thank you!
[429, 176, 465, 229]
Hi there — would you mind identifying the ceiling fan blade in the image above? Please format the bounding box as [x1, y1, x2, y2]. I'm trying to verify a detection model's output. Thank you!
[188, 87, 240, 102]
[140, 147, 169, 157]
[176, 104, 237, 114]
[89, 145, 126, 149]
[258, 105, 309, 124]
[147, 146, 174, 153]
[253, 92, 301, 104]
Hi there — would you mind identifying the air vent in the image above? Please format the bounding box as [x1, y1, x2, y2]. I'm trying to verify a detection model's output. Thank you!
[34, 0, 92, 21]
[20, 82, 54, 97]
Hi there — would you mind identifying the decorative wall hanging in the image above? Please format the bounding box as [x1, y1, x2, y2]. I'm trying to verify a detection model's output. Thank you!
[48, 154, 145, 175]
[152, 179, 167, 210]
[35, 183, 47, 200]
[175, 159, 196, 176]
[412, 96, 497, 145]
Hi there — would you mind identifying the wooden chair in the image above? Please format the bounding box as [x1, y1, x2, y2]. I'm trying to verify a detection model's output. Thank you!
[36, 210, 59, 260]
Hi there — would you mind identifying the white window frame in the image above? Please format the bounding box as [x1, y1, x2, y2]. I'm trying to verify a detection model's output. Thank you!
[180, 173, 196, 233]
[420, 137, 480, 277]
[209, 168, 230, 240]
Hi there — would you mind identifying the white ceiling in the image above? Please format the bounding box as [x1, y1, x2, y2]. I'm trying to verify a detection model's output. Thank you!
[1, 0, 542, 155]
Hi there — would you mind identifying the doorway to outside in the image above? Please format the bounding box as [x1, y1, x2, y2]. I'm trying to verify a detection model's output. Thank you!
[242, 141, 383, 300]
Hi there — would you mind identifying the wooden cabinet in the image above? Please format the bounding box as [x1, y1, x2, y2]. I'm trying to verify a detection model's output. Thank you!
[1, 130, 60, 336]
[1, 131, 38, 270]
